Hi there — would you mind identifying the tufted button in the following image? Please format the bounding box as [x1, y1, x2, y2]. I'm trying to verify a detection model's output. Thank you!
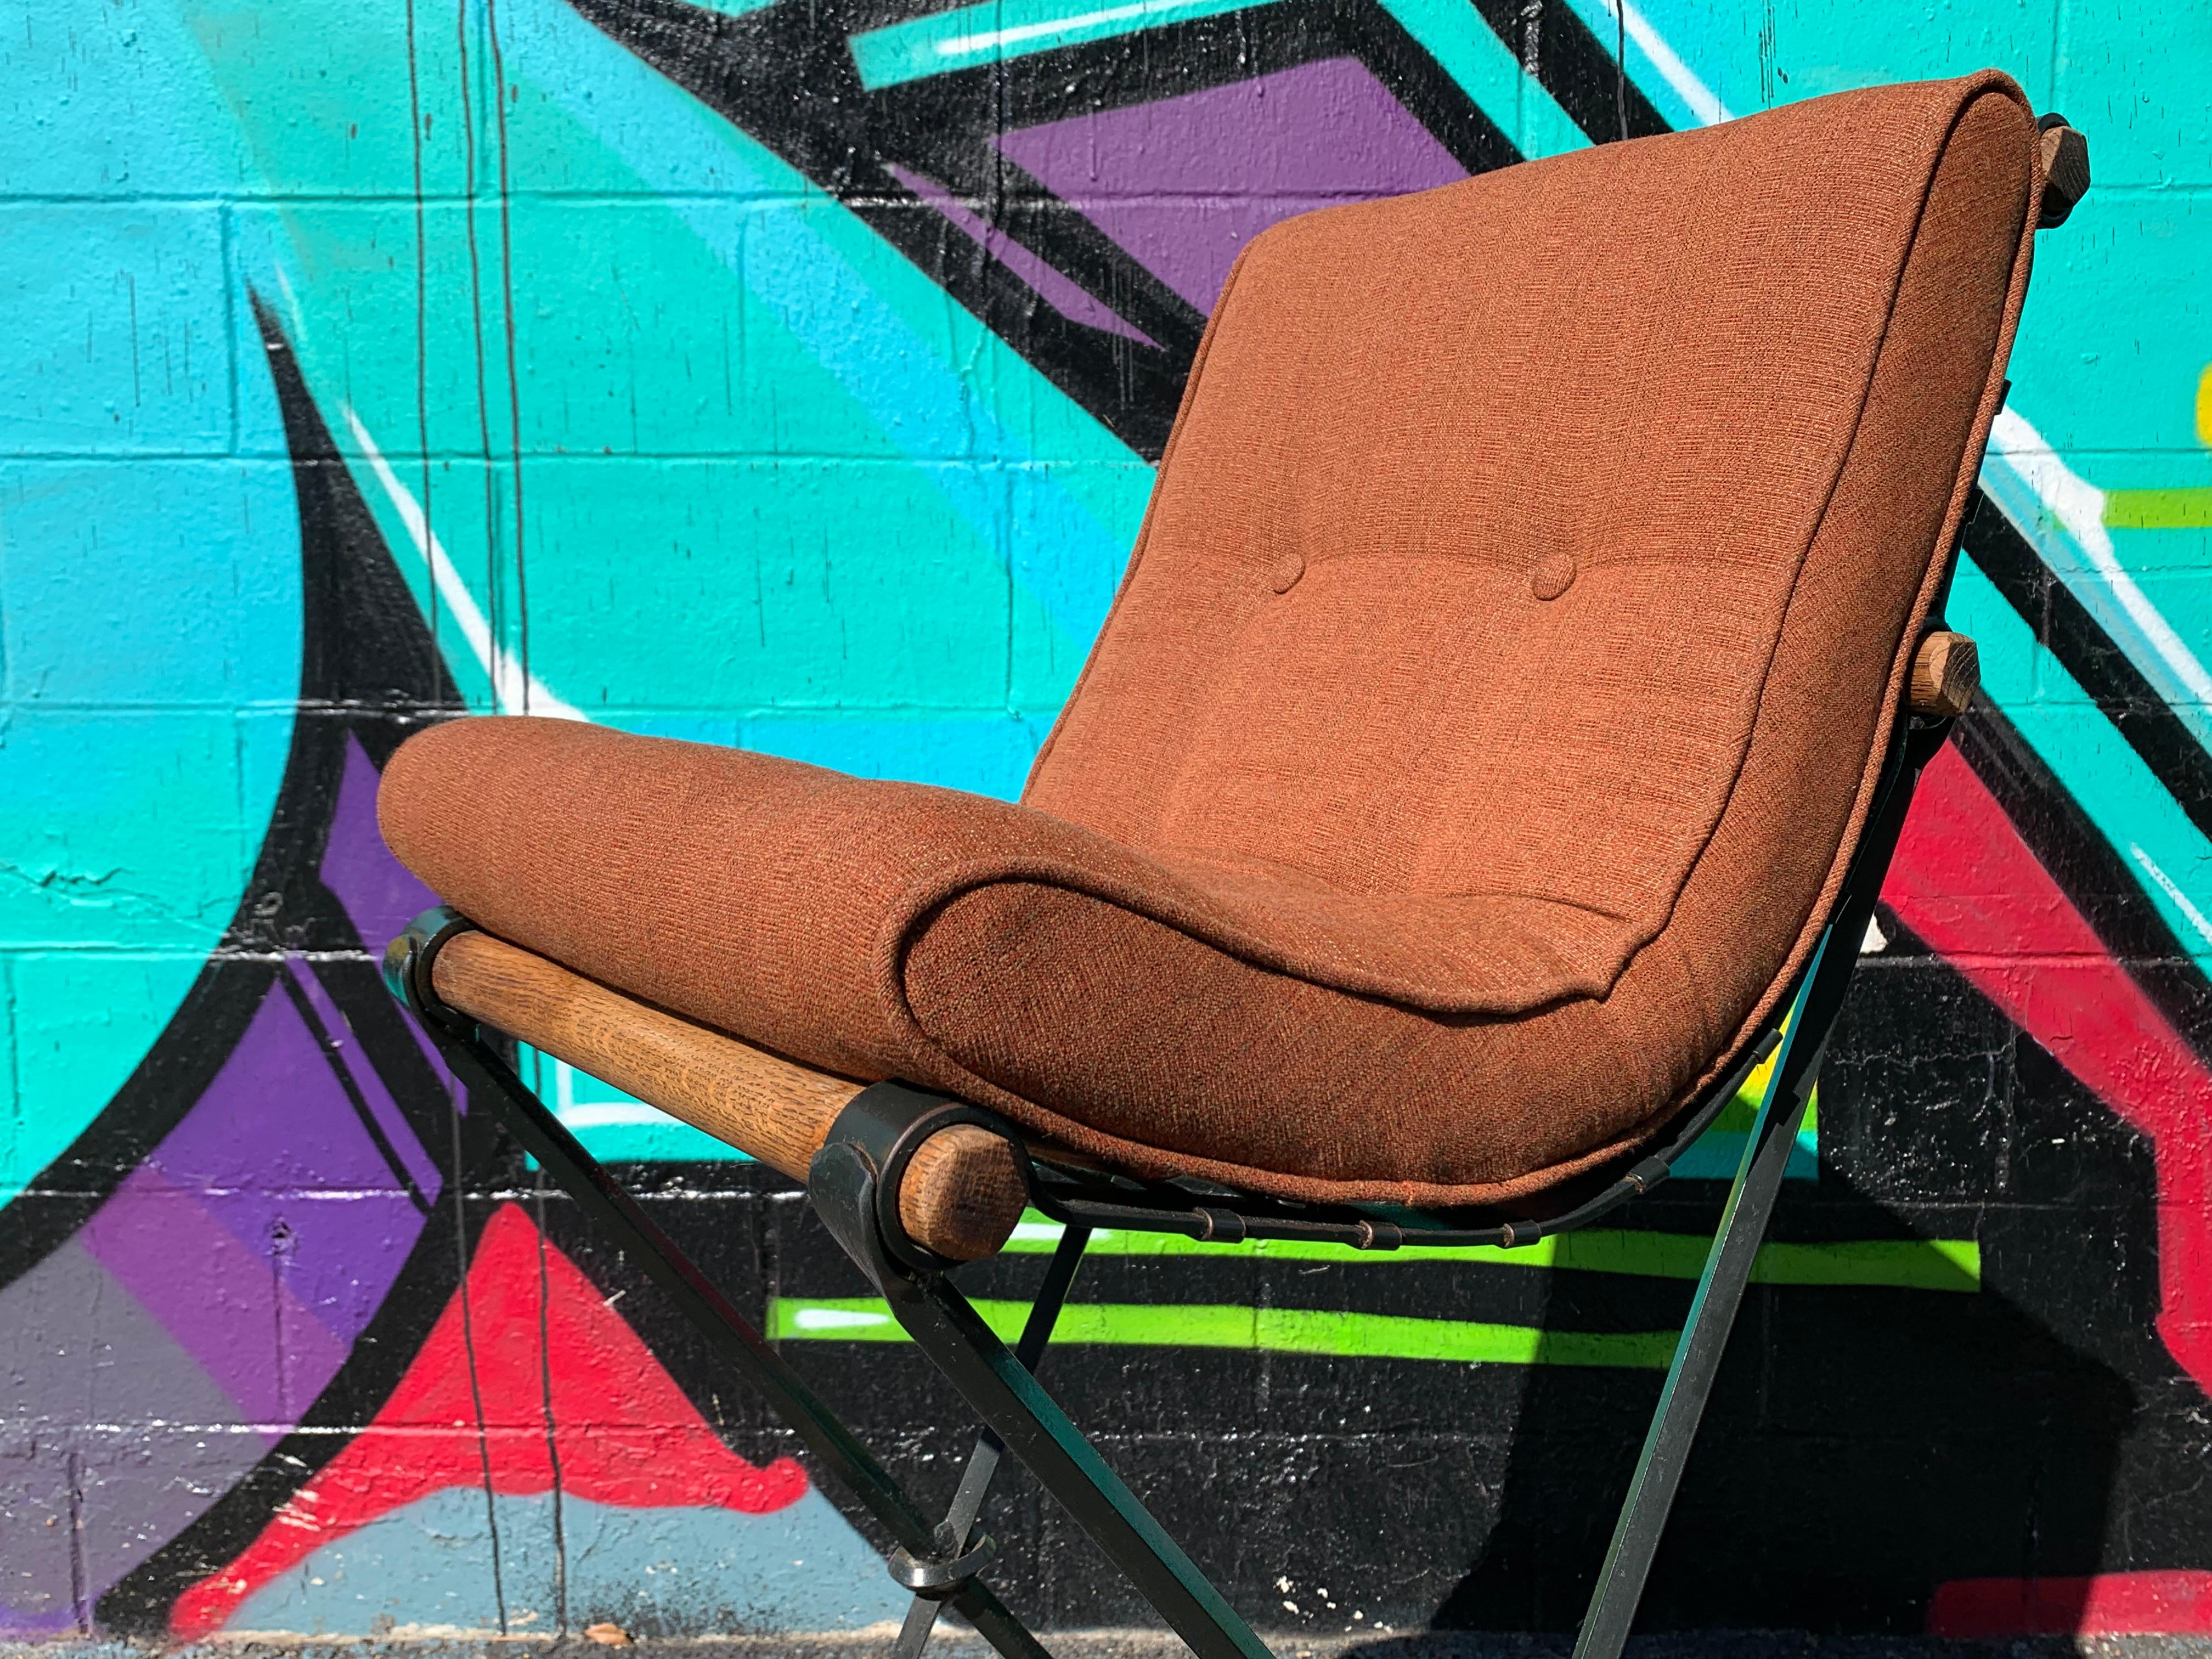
[1269, 552, 1305, 594]
[1530, 550, 1577, 601]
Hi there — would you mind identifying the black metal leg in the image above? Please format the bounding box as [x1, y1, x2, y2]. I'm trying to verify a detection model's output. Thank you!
[1571, 928, 1841, 1659]
[812, 1142, 1276, 1659]
[894, 1223, 1093, 1659]
[413, 1026, 1054, 1659]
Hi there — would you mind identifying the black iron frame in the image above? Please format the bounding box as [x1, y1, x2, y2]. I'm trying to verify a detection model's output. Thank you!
[385, 707, 1956, 1659]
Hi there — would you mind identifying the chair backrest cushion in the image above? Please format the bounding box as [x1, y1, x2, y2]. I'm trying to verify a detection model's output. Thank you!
[1024, 73, 2039, 1016]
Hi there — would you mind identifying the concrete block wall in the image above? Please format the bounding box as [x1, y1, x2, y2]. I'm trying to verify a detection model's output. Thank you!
[2, 0, 2209, 1640]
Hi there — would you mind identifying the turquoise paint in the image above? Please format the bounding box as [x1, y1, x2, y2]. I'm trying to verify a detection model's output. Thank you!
[1982, 422, 2212, 757]
[1955, 546, 2212, 969]
[0, 0, 262, 197]
[0, 0, 2200, 1211]
[0, 0, 302, 1205]
[1377, 0, 1592, 157]
[2016, 190, 2212, 458]
[1552, 0, 1733, 129]
[1579, 0, 2058, 125]
[1669, 1119, 1819, 1182]
[1553, 0, 2211, 477]
[0, 205, 230, 456]
[740, 713, 1051, 795]
[521, 1047, 749, 1163]
[850, 0, 1281, 89]
[190, 0, 1152, 780]
[1, 0, 2197, 1212]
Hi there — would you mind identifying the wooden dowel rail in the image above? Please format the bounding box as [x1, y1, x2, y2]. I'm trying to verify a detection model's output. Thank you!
[429, 929, 1027, 1262]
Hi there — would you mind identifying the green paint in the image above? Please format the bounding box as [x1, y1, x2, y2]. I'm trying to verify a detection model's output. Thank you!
[771, 1297, 1680, 1367]
[2106, 487, 2212, 531]
[998, 1214, 1979, 1290]
[849, 0, 1277, 90]
[1748, 1238, 1978, 1290]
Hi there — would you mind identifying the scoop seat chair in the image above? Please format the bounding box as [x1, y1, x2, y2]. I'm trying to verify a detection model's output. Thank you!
[379, 75, 2087, 1659]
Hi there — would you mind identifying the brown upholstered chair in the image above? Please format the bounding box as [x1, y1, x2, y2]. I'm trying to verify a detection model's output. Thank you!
[381, 75, 2085, 1659]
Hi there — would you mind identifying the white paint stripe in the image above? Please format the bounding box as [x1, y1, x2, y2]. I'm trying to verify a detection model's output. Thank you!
[273, 264, 309, 346]
[2131, 844, 2212, 951]
[936, 0, 1209, 57]
[1584, 0, 1732, 126]
[793, 1307, 894, 1331]
[342, 404, 584, 719]
[1989, 407, 2212, 712]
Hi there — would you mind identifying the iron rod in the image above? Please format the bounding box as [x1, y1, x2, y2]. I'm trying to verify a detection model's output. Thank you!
[1570, 929, 1836, 1659]
[894, 1224, 1093, 1659]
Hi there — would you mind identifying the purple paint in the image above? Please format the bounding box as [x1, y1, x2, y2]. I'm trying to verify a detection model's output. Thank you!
[149, 982, 413, 1194]
[0, 1605, 83, 1639]
[321, 734, 440, 961]
[996, 56, 1466, 312]
[131, 984, 431, 1348]
[318, 737, 467, 1104]
[1, 947, 442, 1618]
[286, 959, 444, 1200]
[885, 162, 1158, 346]
[80, 1163, 351, 1430]
[0, 1240, 276, 1622]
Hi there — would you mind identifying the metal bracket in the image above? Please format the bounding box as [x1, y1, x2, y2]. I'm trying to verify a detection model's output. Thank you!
[828, 1081, 1034, 1277]
[380, 905, 479, 1036]
[890, 1530, 1002, 1599]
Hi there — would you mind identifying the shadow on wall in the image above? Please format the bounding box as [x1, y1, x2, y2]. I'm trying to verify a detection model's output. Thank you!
[1441, 851, 2212, 1634]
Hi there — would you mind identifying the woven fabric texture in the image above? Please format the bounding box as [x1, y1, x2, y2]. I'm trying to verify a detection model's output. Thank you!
[380, 72, 2040, 1205]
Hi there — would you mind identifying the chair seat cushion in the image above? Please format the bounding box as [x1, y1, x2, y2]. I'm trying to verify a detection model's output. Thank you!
[380, 716, 1708, 1203]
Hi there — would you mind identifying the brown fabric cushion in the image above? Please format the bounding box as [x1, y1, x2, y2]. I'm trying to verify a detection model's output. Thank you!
[378, 73, 2039, 1207]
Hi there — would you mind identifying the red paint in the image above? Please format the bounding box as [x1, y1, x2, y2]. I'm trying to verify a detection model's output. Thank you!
[1886, 746, 2212, 1397]
[170, 1203, 807, 1638]
[1929, 1571, 2212, 1635]
[1889, 748, 2212, 1636]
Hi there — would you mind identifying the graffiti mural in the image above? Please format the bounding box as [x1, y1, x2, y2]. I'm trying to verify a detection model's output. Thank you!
[3, 0, 2209, 1639]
